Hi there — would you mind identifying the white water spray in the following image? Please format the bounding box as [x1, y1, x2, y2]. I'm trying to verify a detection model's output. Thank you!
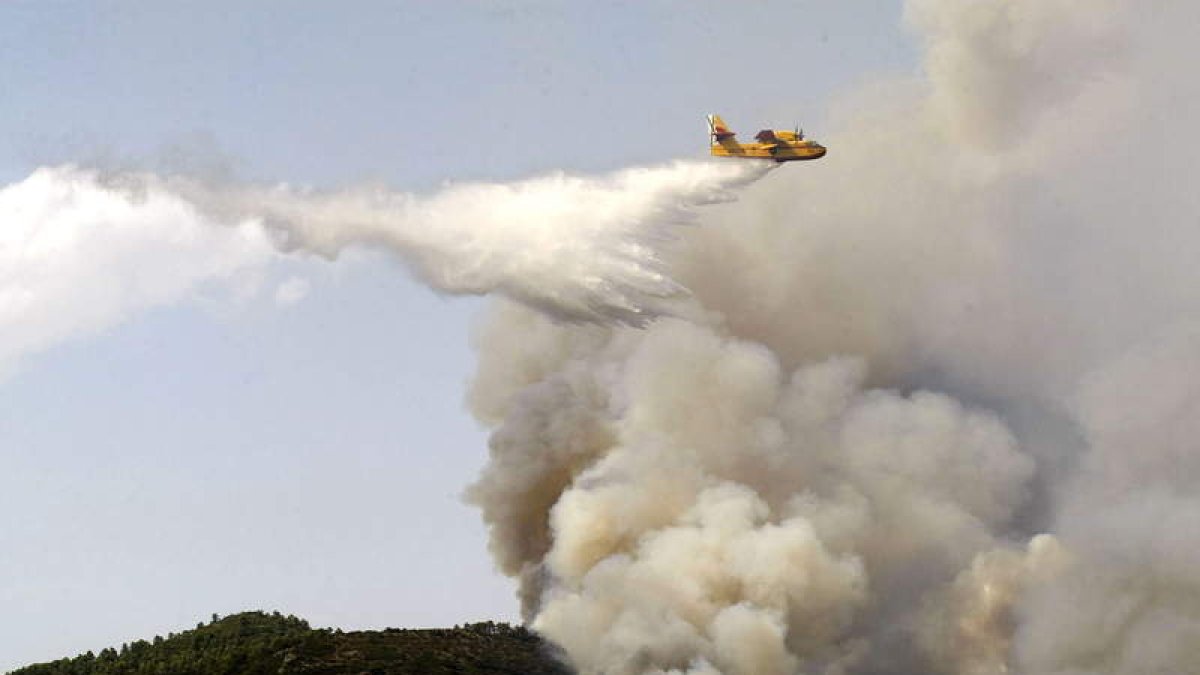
[0, 160, 771, 370]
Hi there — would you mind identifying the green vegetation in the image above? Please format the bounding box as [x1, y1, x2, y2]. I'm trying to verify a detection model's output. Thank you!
[9, 611, 573, 675]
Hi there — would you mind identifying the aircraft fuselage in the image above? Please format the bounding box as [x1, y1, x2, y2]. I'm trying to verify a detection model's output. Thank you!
[710, 139, 827, 162]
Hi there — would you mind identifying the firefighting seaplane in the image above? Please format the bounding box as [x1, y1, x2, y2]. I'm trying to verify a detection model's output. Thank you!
[707, 114, 826, 162]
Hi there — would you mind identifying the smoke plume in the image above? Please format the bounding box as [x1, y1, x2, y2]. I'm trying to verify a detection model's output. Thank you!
[467, 1, 1200, 673]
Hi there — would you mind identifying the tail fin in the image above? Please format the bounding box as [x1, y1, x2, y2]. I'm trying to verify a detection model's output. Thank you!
[707, 114, 735, 142]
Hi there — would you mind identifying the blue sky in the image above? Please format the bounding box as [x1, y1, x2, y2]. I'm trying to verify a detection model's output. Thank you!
[0, 2, 915, 669]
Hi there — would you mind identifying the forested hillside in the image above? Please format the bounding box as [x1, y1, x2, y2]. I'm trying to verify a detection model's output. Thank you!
[8, 611, 572, 675]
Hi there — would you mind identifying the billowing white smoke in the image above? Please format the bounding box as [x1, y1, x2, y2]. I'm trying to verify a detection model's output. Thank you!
[0, 160, 770, 371]
[470, 320, 1037, 673]
[467, 1, 1200, 673]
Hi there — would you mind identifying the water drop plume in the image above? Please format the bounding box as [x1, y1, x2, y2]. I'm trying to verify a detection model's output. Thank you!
[0, 159, 771, 372]
[176, 160, 774, 326]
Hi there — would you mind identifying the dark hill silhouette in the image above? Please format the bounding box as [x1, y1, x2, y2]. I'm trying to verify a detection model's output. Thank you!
[8, 611, 574, 675]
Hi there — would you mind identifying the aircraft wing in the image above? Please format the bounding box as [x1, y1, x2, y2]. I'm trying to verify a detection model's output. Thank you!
[754, 129, 779, 144]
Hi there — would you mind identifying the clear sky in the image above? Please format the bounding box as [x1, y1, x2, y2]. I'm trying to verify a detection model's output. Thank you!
[0, 2, 915, 670]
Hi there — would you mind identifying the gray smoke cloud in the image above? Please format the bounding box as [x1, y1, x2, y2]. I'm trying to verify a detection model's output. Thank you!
[467, 1, 1200, 673]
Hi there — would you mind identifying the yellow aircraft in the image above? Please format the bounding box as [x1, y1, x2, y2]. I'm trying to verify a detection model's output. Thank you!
[707, 114, 826, 162]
